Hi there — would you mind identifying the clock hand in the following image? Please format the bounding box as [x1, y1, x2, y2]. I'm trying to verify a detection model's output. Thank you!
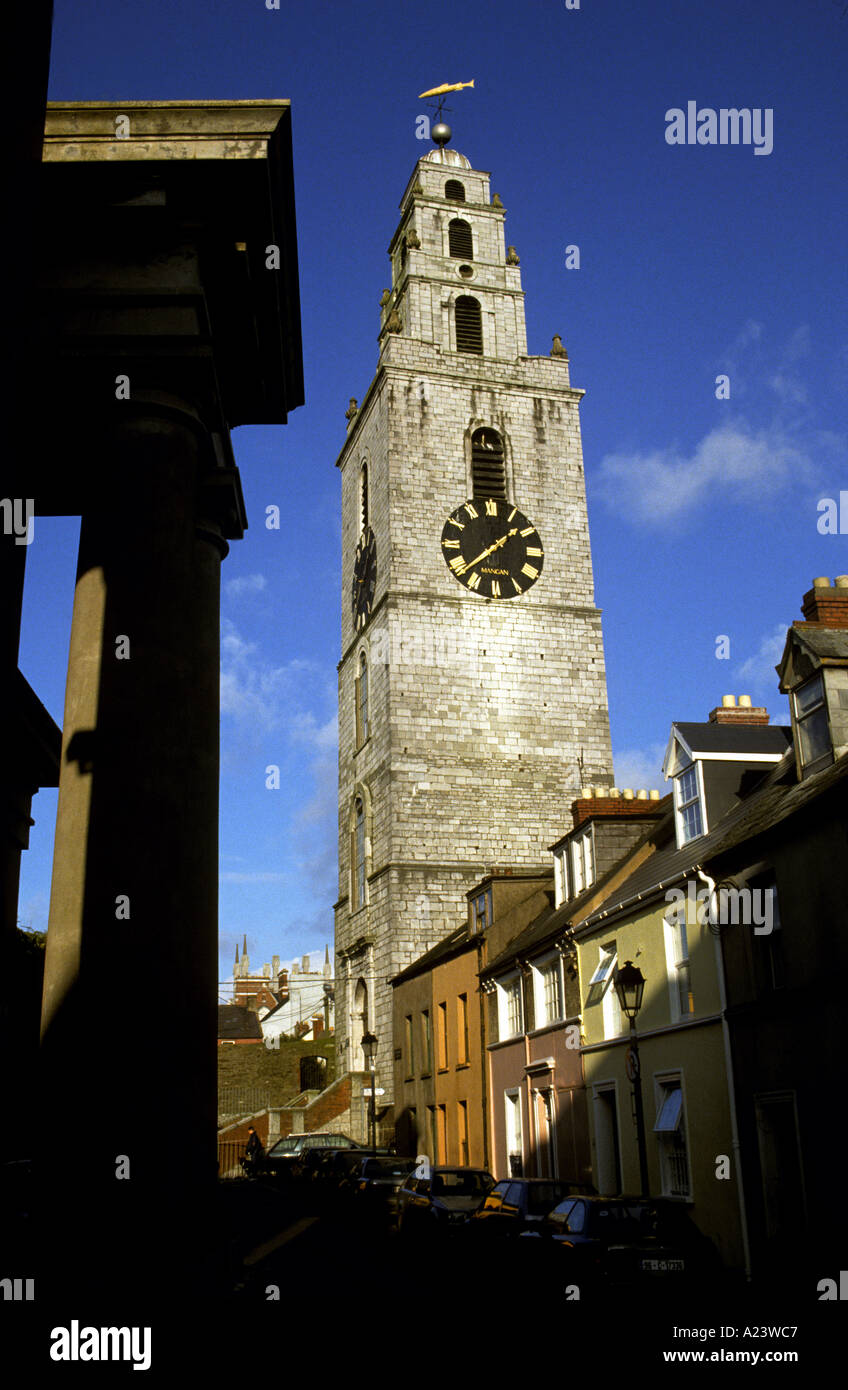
[457, 528, 517, 575]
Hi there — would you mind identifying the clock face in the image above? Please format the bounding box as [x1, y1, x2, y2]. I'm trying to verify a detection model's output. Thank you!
[352, 527, 377, 629]
[441, 498, 544, 599]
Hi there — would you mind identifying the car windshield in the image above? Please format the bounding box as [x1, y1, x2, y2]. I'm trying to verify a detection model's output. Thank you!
[431, 1171, 490, 1195]
[363, 1158, 414, 1178]
[526, 1183, 569, 1216]
[268, 1138, 300, 1154]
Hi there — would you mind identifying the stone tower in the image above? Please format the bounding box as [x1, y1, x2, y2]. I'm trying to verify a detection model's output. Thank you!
[334, 132, 613, 1110]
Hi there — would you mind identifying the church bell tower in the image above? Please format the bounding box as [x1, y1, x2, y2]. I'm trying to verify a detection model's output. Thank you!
[334, 124, 614, 1109]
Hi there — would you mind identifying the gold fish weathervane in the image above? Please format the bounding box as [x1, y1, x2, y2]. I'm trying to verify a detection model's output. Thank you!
[418, 80, 475, 98]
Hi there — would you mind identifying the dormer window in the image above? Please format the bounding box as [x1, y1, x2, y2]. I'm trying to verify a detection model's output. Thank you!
[469, 886, 492, 934]
[793, 673, 832, 775]
[674, 763, 705, 844]
[570, 826, 595, 896]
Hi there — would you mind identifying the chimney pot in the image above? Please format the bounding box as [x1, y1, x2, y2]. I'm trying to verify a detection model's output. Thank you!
[738, 695, 752, 708]
[623, 789, 634, 800]
[836, 575, 848, 588]
[649, 790, 660, 800]
[580, 786, 593, 798]
[610, 788, 620, 797]
[813, 577, 831, 588]
[636, 789, 648, 799]
[722, 695, 736, 708]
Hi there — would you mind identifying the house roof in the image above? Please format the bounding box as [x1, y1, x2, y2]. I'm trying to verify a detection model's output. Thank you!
[576, 749, 848, 933]
[390, 924, 475, 986]
[217, 1005, 263, 1040]
[670, 723, 792, 757]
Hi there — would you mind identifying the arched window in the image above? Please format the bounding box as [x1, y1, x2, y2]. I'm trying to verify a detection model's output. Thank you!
[300, 1055, 327, 1091]
[351, 795, 366, 910]
[455, 296, 483, 355]
[445, 179, 466, 202]
[360, 462, 369, 531]
[471, 428, 507, 498]
[355, 649, 369, 747]
[449, 219, 473, 259]
[352, 980, 368, 1070]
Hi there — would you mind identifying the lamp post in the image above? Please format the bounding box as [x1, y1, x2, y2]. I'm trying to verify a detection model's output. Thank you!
[614, 960, 649, 1197]
[361, 1031, 378, 1153]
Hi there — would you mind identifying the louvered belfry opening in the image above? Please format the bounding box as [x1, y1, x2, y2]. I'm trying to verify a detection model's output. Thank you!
[445, 179, 466, 202]
[448, 218, 474, 259]
[455, 296, 483, 355]
[471, 428, 507, 498]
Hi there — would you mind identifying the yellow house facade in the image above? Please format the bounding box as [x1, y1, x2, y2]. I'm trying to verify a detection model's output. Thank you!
[574, 854, 746, 1273]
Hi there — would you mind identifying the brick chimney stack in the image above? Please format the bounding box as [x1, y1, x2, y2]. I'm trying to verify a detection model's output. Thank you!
[708, 694, 770, 726]
[798, 576, 848, 628]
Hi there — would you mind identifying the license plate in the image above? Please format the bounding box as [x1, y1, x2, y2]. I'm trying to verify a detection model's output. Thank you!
[641, 1257, 684, 1273]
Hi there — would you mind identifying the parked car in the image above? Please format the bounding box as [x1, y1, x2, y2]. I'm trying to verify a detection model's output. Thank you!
[345, 1155, 417, 1220]
[535, 1195, 721, 1290]
[260, 1133, 361, 1180]
[466, 1178, 596, 1237]
[396, 1167, 495, 1233]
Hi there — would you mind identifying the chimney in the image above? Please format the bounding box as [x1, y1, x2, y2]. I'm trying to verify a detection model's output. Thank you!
[272, 955, 280, 976]
[302, 954, 310, 974]
[570, 786, 668, 828]
[708, 694, 770, 726]
[312, 1014, 324, 1037]
[798, 576, 848, 628]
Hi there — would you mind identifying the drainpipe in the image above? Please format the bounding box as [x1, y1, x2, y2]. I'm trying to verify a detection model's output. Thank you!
[696, 868, 752, 1281]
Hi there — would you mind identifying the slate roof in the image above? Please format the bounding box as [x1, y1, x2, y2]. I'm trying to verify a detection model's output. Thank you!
[217, 1005, 263, 1040]
[576, 749, 848, 934]
[672, 723, 793, 757]
[784, 627, 848, 662]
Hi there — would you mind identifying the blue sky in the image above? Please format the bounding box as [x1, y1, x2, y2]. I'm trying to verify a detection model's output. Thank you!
[18, 0, 848, 981]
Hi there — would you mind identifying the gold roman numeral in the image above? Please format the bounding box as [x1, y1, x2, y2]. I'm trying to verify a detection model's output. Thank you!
[448, 517, 465, 530]
[485, 498, 498, 516]
[449, 556, 465, 572]
[526, 546, 543, 557]
[490, 579, 501, 597]
[467, 571, 481, 590]
[442, 539, 461, 549]
[521, 563, 539, 579]
[464, 502, 479, 519]
[507, 507, 517, 521]
[520, 526, 535, 537]
[512, 577, 523, 593]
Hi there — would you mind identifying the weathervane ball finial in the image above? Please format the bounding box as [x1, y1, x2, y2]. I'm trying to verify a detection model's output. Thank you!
[432, 121, 452, 148]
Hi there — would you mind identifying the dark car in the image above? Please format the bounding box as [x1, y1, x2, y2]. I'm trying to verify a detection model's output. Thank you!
[260, 1132, 361, 1179]
[345, 1155, 417, 1219]
[396, 1166, 495, 1233]
[536, 1195, 721, 1291]
[466, 1178, 596, 1237]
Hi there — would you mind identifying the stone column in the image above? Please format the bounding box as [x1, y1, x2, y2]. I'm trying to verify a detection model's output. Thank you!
[39, 398, 227, 1304]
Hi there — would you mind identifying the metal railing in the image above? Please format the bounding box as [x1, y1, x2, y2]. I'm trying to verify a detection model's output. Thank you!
[217, 1140, 248, 1180]
[218, 1087, 271, 1115]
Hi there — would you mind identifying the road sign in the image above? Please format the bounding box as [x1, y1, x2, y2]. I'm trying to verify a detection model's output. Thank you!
[363, 1088, 385, 1097]
[625, 1046, 640, 1081]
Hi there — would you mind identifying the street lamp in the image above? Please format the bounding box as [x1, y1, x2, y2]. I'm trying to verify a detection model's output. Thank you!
[361, 1031, 378, 1153]
[614, 960, 649, 1197]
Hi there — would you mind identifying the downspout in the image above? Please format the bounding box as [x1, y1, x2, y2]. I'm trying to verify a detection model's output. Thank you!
[696, 867, 752, 1281]
[477, 938, 490, 1172]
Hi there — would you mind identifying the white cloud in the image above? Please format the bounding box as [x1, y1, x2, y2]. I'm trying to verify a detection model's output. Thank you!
[224, 572, 267, 599]
[612, 741, 668, 793]
[735, 624, 786, 685]
[220, 619, 318, 732]
[597, 419, 816, 523]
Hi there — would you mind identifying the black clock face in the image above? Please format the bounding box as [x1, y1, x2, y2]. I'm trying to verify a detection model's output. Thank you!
[441, 498, 544, 599]
[352, 527, 377, 629]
